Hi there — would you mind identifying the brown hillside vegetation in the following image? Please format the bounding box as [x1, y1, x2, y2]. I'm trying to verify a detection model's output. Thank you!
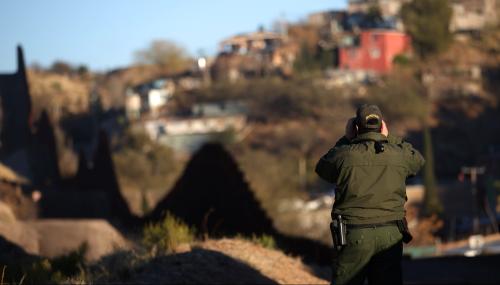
[27, 70, 90, 119]
[127, 239, 327, 284]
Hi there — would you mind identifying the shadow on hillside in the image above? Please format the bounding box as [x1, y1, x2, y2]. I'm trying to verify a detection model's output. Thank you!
[0, 236, 40, 283]
[148, 143, 276, 236]
[0, 235, 37, 264]
[406, 97, 500, 178]
[405, 97, 500, 235]
[127, 248, 278, 284]
[146, 143, 332, 266]
[43, 130, 138, 226]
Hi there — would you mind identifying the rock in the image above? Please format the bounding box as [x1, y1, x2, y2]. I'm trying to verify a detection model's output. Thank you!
[28, 219, 130, 261]
[0, 220, 39, 255]
[0, 219, 130, 261]
[0, 201, 16, 223]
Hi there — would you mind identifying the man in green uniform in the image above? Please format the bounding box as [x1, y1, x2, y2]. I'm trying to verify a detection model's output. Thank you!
[315, 105, 424, 285]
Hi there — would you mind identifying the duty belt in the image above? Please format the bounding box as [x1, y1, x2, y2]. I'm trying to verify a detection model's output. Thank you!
[336, 218, 414, 244]
[345, 220, 399, 229]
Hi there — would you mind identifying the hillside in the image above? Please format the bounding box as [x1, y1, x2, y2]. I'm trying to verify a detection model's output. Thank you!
[27, 70, 90, 120]
[96, 238, 328, 284]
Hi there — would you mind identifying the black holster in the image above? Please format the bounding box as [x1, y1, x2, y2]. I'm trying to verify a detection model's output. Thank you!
[331, 215, 347, 250]
[397, 218, 413, 244]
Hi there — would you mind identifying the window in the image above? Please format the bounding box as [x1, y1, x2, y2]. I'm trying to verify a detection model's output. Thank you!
[370, 48, 381, 59]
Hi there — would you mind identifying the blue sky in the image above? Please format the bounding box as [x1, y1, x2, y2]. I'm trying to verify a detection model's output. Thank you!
[0, 0, 347, 72]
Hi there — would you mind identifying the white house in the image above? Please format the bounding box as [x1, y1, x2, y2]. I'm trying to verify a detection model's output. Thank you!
[125, 78, 176, 120]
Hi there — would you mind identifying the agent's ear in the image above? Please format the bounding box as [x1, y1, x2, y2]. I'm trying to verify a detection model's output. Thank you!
[381, 120, 389, 137]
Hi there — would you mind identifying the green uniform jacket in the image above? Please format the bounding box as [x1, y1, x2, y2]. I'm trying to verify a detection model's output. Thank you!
[315, 132, 425, 225]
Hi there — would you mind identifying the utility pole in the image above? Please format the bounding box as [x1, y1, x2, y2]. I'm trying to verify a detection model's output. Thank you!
[459, 166, 498, 234]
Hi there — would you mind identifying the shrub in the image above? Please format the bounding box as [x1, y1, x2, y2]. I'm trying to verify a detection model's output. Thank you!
[142, 213, 196, 256]
[393, 54, 412, 66]
[1, 243, 87, 284]
[251, 234, 276, 249]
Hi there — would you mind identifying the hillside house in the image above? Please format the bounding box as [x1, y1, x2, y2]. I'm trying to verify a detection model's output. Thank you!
[191, 101, 248, 117]
[308, 10, 350, 31]
[125, 78, 175, 119]
[338, 29, 411, 74]
[348, 0, 497, 33]
[219, 31, 284, 55]
[125, 69, 206, 119]
[308, 9, 400, 34]
[145, 115, 246, 139]
[450, 0, 497, 32]
[212, 31, 298, 81]
[142, 101, 248, 153]
[307, 9, 402, 51]
[348, 0, 410, 18]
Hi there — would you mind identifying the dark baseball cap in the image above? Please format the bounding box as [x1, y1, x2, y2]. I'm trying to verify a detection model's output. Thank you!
[356, 104, 383, 131]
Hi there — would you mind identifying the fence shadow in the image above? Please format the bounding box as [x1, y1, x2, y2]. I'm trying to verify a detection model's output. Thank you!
[147, 143, 332, 266]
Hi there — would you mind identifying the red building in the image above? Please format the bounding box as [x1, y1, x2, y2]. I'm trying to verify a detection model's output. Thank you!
[339, 30, 411, 74]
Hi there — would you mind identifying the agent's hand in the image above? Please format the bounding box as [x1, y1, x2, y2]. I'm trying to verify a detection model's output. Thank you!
[345, 118, 357, 140]
[381, 120, 389, 137]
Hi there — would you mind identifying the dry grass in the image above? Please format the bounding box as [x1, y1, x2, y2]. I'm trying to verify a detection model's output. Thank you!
[88, 237, 327, 284]
[197, 239, 327, 284]
[27, 70, 90, 120]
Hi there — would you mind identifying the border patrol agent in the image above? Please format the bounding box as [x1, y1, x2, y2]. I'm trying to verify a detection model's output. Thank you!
[315, 105, 424, 285]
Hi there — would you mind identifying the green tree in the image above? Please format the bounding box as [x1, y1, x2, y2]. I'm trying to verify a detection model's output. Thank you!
[134, 40, 192, 72]
[50, 60, 73, 75]
[400, 0, 451, 216]
[293, 42, 320, 73]
[422, 125, 443, 216]
[318, 48, 335, 70]
[401, 0, 453, 59]
[76, 65, 90, 78]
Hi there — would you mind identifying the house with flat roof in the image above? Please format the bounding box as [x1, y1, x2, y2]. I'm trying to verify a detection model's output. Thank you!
[348, 0, 497, 33]
[450, 0, 497, 32]
[125, 68, 206, 120]
[126, 78, 175, 119]
[212, 30, 298, 80]
[142, 101, 248, 153]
